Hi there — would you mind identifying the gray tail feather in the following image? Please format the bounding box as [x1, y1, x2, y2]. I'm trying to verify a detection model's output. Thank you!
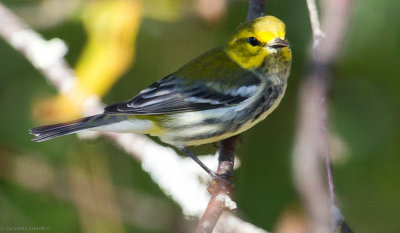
[30, 114, 106, 142]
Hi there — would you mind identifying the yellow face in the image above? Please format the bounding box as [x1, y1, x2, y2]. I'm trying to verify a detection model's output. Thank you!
[225, 16, 291, 70]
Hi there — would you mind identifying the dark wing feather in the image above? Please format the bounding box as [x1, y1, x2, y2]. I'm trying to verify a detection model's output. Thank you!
[104, 75, 251, 115]
[104, 48, 261, 115]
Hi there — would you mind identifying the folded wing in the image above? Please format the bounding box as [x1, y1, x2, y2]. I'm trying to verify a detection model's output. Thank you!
[104, 47, 261, 115]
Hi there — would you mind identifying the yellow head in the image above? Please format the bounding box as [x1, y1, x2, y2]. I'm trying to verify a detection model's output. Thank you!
[225, 16, 291, 72]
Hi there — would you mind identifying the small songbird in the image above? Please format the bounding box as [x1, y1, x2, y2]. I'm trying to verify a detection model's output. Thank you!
[30, 16, 291, 177]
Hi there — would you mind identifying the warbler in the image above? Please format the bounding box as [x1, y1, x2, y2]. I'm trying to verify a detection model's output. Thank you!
[30, 16, 291, 177]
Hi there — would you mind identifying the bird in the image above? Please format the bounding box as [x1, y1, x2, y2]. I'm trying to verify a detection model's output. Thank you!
[30, 15, 292, 178]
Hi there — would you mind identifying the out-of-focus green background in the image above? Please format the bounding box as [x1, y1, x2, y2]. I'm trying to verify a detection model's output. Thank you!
[0, 0, 399, 232]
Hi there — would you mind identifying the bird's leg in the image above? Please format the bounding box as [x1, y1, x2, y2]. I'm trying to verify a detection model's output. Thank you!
[178, 146, 218, 179]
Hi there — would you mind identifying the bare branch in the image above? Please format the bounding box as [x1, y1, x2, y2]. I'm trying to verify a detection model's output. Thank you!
[306, 0, 325, 48]
[292, 70, 332, 233]
[247, 0, 266, 21]
[292, 0, 354, 232]
[195, 136, 237, 233]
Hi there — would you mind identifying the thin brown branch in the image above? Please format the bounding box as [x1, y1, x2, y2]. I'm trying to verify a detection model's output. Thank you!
[194, 136, 237, 233]
[292, 0, 354, 232]
[325, 155, 338, 215]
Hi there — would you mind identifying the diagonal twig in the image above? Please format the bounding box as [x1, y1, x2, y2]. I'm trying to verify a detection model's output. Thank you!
[194, 136, 237, 233]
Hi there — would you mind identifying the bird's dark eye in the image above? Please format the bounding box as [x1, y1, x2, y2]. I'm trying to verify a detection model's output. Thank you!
[247, 37, 260, 46]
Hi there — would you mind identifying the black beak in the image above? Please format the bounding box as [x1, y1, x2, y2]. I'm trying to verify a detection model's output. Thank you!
[268, 38, 289, 49]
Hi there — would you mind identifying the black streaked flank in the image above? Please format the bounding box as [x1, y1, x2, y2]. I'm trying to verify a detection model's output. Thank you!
[167, 80, 286, 144]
